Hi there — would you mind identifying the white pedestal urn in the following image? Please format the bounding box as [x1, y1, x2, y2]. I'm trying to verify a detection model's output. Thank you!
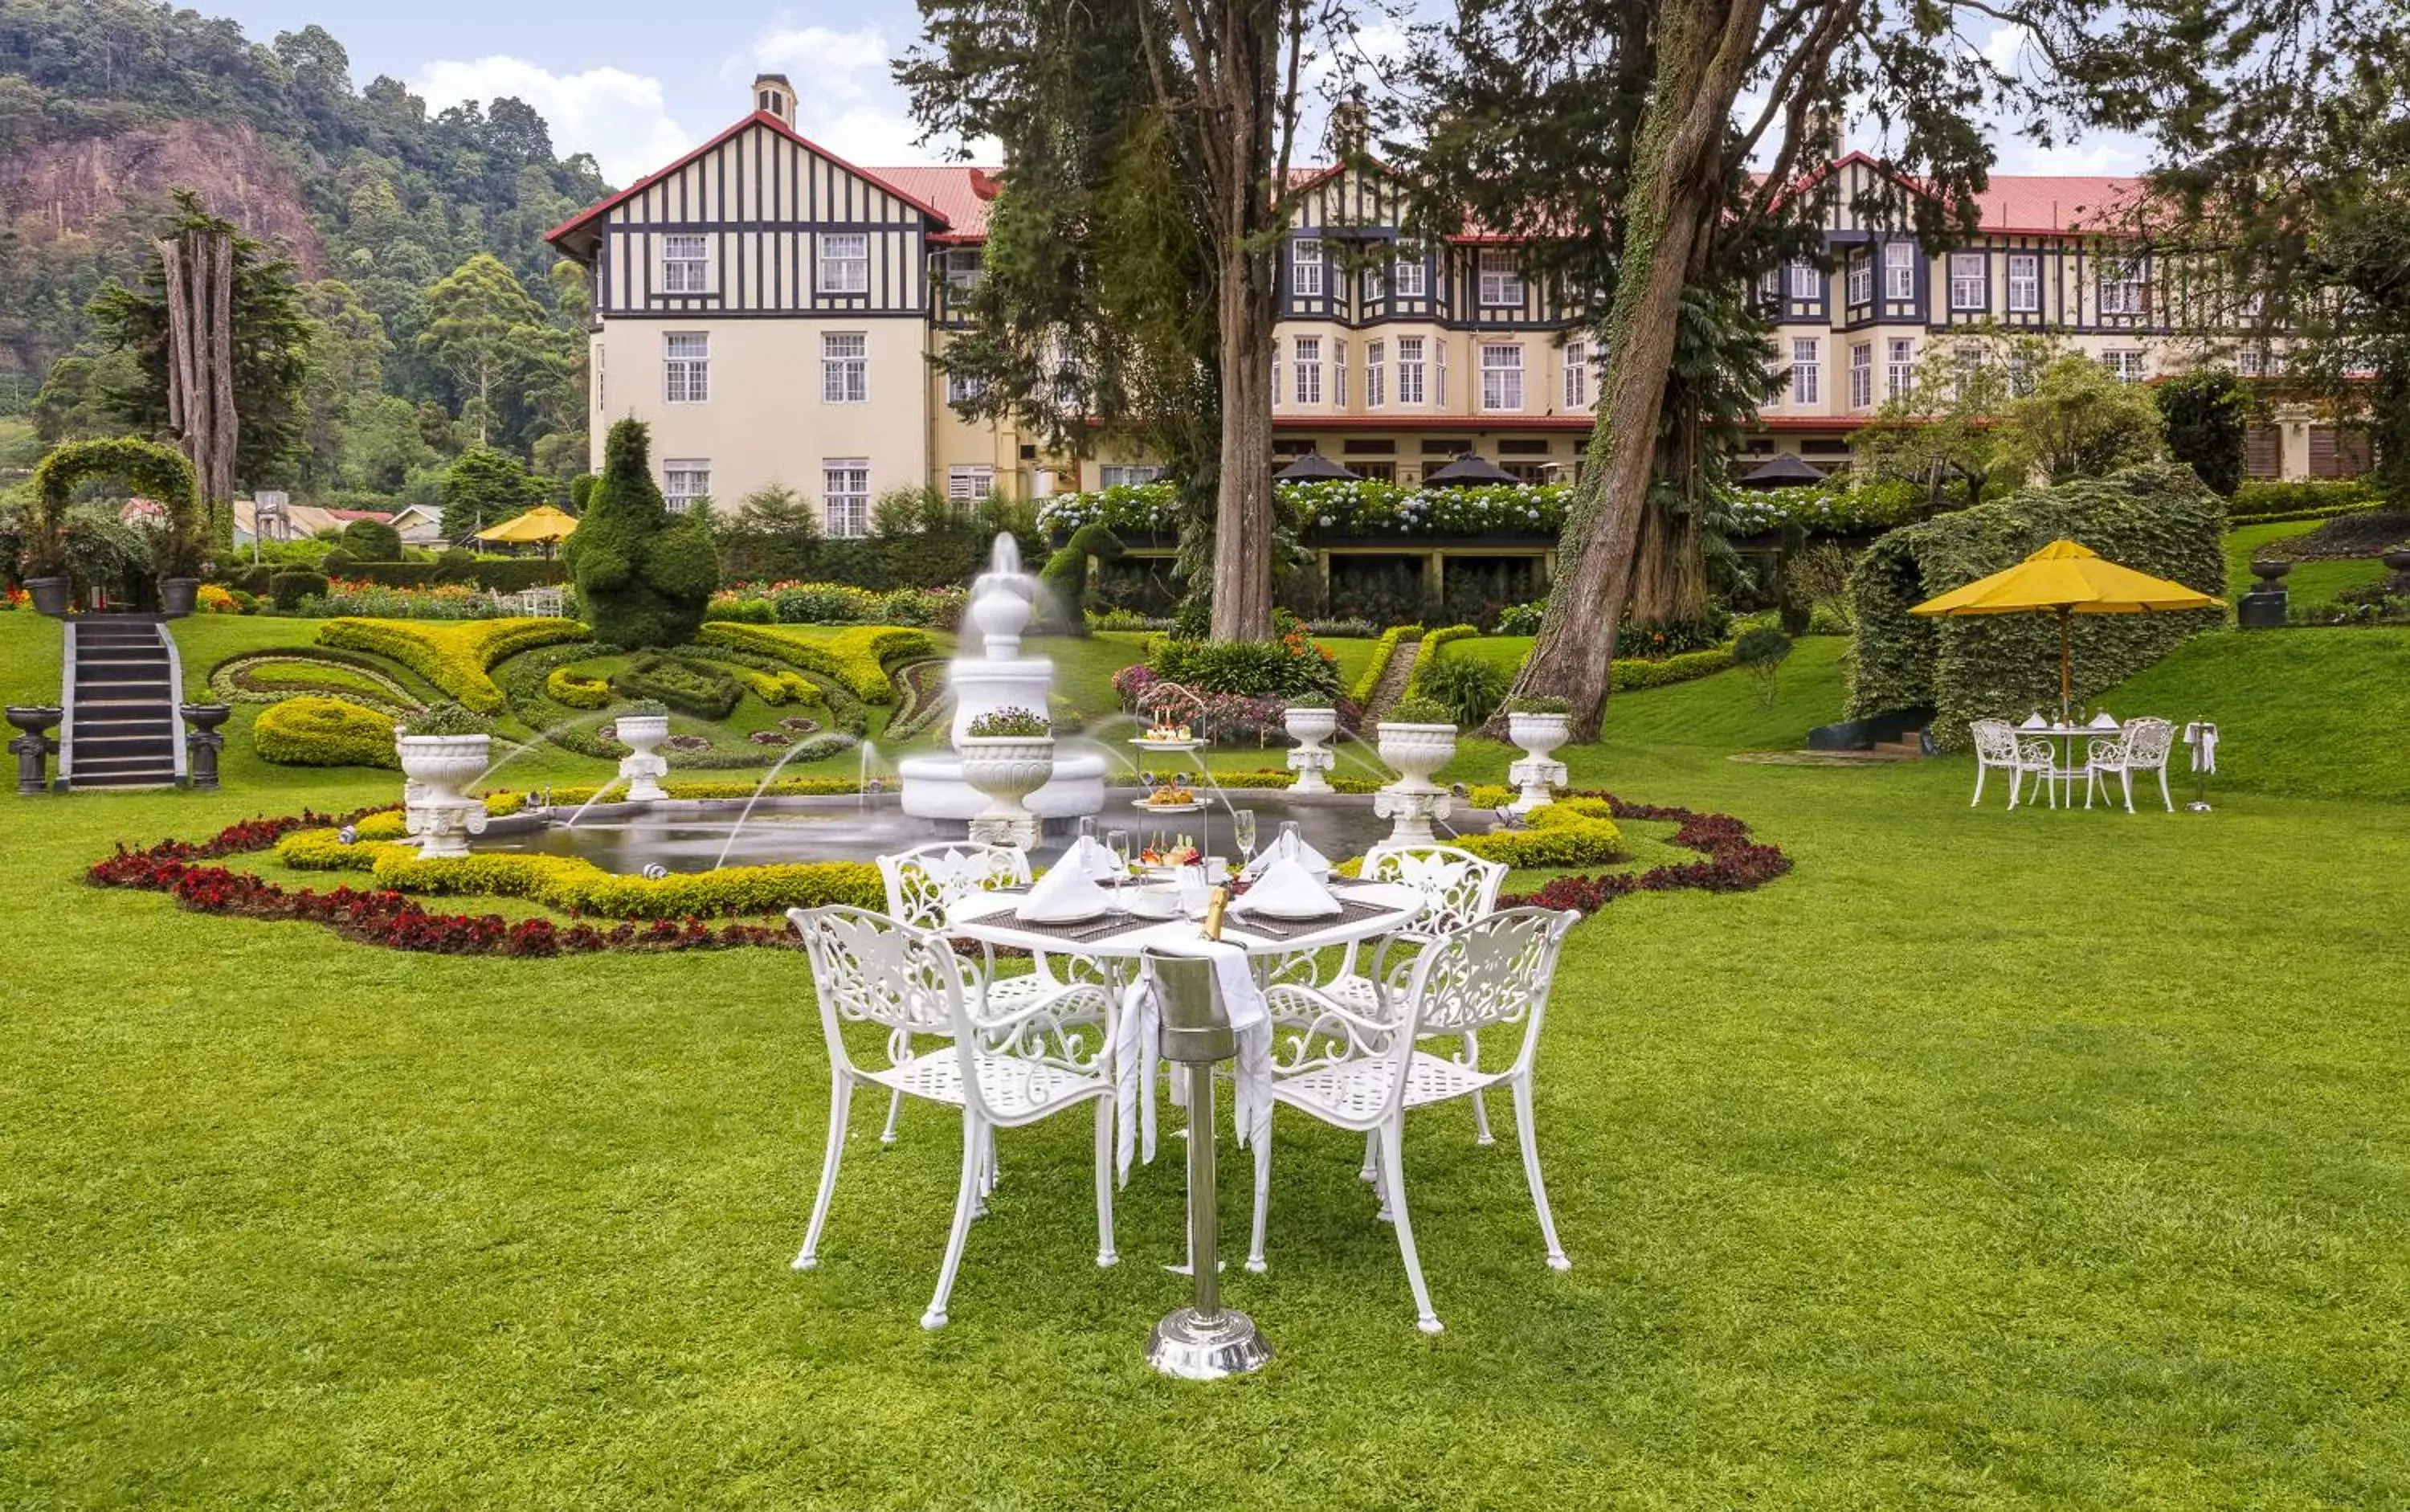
[1374, 721, 1458, 844]
[1283, 704, 1339, 795]
[395, 733, 492, 859]
[958, 734, 1056, 849]
[1505, 710, 1572, 815]
[614, 713, 671, 803]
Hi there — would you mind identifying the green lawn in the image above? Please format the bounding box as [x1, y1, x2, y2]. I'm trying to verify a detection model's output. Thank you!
[6, 612, 2409, 1506]
[2223, 517, 2390, 606]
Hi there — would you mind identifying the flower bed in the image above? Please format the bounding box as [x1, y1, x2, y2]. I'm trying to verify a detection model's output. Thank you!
[1450, 796, 1624, 868]
[708, 581, 969, 629]
[208, 649, 425, 717]
[317, 617, 589, 715]
[1041, 480, 1569, 539]
[303, 579, 505, 620]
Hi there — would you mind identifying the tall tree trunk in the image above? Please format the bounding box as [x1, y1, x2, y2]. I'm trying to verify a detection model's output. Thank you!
[206, 228, 238, 547]
[1501, 0, 1766, 738]
[1210, 257, 1276, 640]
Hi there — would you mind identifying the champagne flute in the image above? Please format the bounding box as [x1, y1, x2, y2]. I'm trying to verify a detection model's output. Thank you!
[1232, 808, 1257, 870]
[1106, 828, 1132, 913]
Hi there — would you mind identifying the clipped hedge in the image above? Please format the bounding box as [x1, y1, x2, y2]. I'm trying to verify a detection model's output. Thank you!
[251, 697, 398, 768]
[1350, 623, 1424, 706]
[279, 830, 882, 919]
[270, 570, 331, 611]
[1847, 461, 2225, 748]
[694, 622, 933, 705]
[1452, 797, 1625, 868]
[317, 616, 589, 714]
[1612, 647, 1734, 692]
[611, 653, 741, 720]
[545, 664, 612, 709]
[1403, 623, 1481, 701]
[2228, 479, 2380, 521]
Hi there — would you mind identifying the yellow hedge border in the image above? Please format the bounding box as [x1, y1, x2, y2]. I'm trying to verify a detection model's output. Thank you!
[695, 622, 934, 705]
[317, 617, 590, 714]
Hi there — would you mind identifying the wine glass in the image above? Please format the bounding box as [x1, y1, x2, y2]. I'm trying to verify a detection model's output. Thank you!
[1106, 829, 1132, 913]
[1232, 809, 1257, 869]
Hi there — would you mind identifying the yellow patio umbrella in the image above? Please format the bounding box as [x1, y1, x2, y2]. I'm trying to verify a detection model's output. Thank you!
[1910, 539, 2220, 721]
[474, 505, 580, 556]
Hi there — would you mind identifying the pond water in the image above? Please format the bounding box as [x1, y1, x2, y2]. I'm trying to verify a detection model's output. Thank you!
[475, 791, 1428, 875]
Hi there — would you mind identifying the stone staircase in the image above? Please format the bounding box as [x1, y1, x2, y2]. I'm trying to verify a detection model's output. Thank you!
[65, 618, 182, 790]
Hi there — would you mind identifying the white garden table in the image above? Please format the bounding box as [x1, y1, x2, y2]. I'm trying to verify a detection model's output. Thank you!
[2021, 721, 2120, 808]
[943, 878, 1424, 962]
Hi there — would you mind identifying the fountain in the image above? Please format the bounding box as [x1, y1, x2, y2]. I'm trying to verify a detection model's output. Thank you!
[615, 709, 672, 803]
[1505, 708, 1571, 815]
[1282, 704, 1338, 794]
[897, 535, 1107, 828]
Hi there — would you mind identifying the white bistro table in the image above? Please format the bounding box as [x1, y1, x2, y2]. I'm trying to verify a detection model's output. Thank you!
[944, 877, 1424, 962]
[2020, 721, 2121, 807]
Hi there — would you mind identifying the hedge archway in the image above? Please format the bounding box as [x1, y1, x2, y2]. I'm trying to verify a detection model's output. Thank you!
[27, 438, 202, 578]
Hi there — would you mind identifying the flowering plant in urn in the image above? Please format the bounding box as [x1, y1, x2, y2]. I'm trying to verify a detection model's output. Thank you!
[1375, 697, 1458, 844]
[1503, 696, 1572, 815]
[958, 706, 1055, 847]
[394, 702, 491, 858]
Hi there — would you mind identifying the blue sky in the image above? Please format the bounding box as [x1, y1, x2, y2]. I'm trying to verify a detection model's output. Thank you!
[215, 3, 2144, 190]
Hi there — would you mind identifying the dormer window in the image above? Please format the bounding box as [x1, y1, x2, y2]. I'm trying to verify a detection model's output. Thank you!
[752, 73, 794, 125]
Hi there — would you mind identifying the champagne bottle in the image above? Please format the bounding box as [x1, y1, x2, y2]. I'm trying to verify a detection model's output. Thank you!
[1202, 885, 1228, 941]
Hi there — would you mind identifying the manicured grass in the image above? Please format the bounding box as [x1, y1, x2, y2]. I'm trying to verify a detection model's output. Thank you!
[2223, 517, 2391, 606]
[0, 609, 63, 705]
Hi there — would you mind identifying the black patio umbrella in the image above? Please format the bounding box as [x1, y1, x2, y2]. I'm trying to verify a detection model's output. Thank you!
[1273, 450, 1363, 483]
[1421, 452, 1521, 487]
[1736, 453, 1828, 489]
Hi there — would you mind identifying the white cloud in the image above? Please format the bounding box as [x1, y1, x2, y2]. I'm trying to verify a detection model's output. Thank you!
[411, 56, 694, 186]
[730, 23, 970, 166]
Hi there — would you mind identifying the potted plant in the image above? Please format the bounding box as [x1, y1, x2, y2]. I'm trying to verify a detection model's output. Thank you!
[394, 701, 492, 859]
[17, 526, 69, 616]
[613, 698, 672, 803]
[1501, 695, 1572, 815]
[151, 517, 206, 619]
[1374, 696, 1459, 842]
[957, 705, 1055, 847]
[1282, 696, 1339, 795]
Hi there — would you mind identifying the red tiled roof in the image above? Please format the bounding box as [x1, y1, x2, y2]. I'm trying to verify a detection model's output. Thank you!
[860, 165, 1001, 241]
[1970, 174, 2147, 233]
[323, 509, 394, 522]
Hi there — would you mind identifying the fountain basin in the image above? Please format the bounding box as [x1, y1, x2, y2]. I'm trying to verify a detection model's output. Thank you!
[896, 749, 1109, 821]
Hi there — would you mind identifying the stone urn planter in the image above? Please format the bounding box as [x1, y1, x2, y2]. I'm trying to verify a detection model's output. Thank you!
[2248, 558, 2294, 584]
[957, 734, 1055, 848]
[614, 713, 672, 803]
[1505, 710, 1573, 815]
[2382, 546, 2410, 590]
[1283, 704, 1339, 795]
[178, 703, 231, 790]
[7, 705, 63, 794]
[1374, 721, 1458, 844]
[158, 577, 200, 619]
[395, 732, 492, 859]
[23, 577, 70, 618]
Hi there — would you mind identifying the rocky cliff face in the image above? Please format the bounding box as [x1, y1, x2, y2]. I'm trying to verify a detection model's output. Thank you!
[0, 117, 324, 269]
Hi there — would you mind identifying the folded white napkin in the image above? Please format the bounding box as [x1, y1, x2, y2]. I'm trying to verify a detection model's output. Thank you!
[1115, 938, 1271, 1186]
[2020, 713, 2048, 729]
[1066, 833, 1126, 881]
[1016, 859, 1116, 922]
[1236, 856, 1342, 921]
[2189, 722, 2218, 774]
[1240, 827, 1330, 880]
[2089, 711, 2118, 729]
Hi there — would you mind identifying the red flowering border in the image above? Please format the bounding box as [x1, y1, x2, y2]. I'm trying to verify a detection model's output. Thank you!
[84, 790, 1787, 958]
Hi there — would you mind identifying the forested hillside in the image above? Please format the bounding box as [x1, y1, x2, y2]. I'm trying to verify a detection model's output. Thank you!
[0, 0, 611, 503]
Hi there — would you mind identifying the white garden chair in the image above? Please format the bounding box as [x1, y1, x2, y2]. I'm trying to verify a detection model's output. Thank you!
[517, 586, 566, 617]
[2086, 716, 2176, 812]
[1969, 718, 2064, 809]
[1247, 906, 1581, 1334]
[786, 905, 1119, 1330]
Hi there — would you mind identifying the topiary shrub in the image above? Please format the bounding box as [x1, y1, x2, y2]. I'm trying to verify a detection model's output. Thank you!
[1037, 523, 1125, 636]
[610, 652, 741, 720]
[1847, 461, 2225, 747]
[270, 570, 330, 611]
[253, 696, 398, 767]
[564, 420, 718, 648]
[2155, 369, 2249, 498]
[340, 517, 404, 561]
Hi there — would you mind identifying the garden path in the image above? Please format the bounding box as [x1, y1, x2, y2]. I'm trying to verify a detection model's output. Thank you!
[1362, 637, 1421, 720]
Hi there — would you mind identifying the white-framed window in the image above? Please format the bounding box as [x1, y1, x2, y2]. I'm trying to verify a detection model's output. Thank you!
[1791, 337, 1820, 407]
[2007, 254, 2040, 313]
[1100, 464, 1166, 487]
[1395, 336, 1426, 405]
[1949, 252, 1987, 311]
[945, 369, 986, 406]
[946, 465, 995, 504]
[1886, 337, 1916, 397]
[821, 332, 868, 404]
[1758, 268, 1783, 308]
[662, 233, 710, 294]
[1480, 343, 1523, 411]
[2102, 348, 2147, 384]
[1478, 248, 1525, 307]
[1334, 339, 1348, 408]
[1847, 251, 1873, 305]
[2098, 259, 2148, 316]
[1562, 341, 1591, 410]
[1268, 338, 1281, 410]
[2236, 347, 2264, 378]
[1363, 262, 1386, 304]
[1292, 335, 1323, 405]
[1850, 343, 1873, 409]
[817, 233, 869, 294]
[663, 458, 710, 513]
[663, 333, 709, 403]
[941, 248, 982, 289]
[1393, 244, 1428, 298]
[822, 459, 870, 537]
[1366, 339, 1387, 408]
[1292, 237, 1324, 298]
[1434, 338, 1448, 407]
[1885, 240, 1917, 300]
[594, 342, 605, 413]
[1791, 259, 1823, 300]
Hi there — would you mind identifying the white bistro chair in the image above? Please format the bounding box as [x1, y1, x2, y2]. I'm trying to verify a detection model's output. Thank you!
[1969, 718, 2065, 808]
[2087, 716, 2176, 812]
[1248, 906, 1581, 1334]
[786, 905, 1119, 1330]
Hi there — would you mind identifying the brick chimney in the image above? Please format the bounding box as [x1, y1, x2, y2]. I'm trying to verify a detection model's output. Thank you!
[753, 74, 795, 127]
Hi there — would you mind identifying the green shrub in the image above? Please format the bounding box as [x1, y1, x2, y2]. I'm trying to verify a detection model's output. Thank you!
[545, 664, 612, 709]
[1493, 600, 1546, 635]
[695, 622, 936, 705]
[1148, 636, 1341, 699]
[2156, 370, 2249, 497]
[2228, 479, 2382, 520]
[1403, 623, 1481, 701]
[1504, 694, 1570, 714]
[400, 701, 486, 737]
[1732, 627, 1795, 706]
[269, 570, 330, 611]
[318, 546, 357, 574]
[1417, 652, 1508, 728]
[564, 419, 718, 648]
[1385, 696, 1454, 725]
[1847, 460, 2225, 748]
[1611, 648, 1734, 691]
[611, 652, 741, 720]
[705, 595, 777, 623]
[966, 707, 1051, 738]
[317, 616, 588, 714]
[1453, 797, 1624, 867]
[1037, 523, 1125, 635]
[1350, 623, 1424, 706]
[252, 696, 397, 767]
[340, 518, 404, 561]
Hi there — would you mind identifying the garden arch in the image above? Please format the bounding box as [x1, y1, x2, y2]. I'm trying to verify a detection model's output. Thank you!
[25, 438, 204, 595]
